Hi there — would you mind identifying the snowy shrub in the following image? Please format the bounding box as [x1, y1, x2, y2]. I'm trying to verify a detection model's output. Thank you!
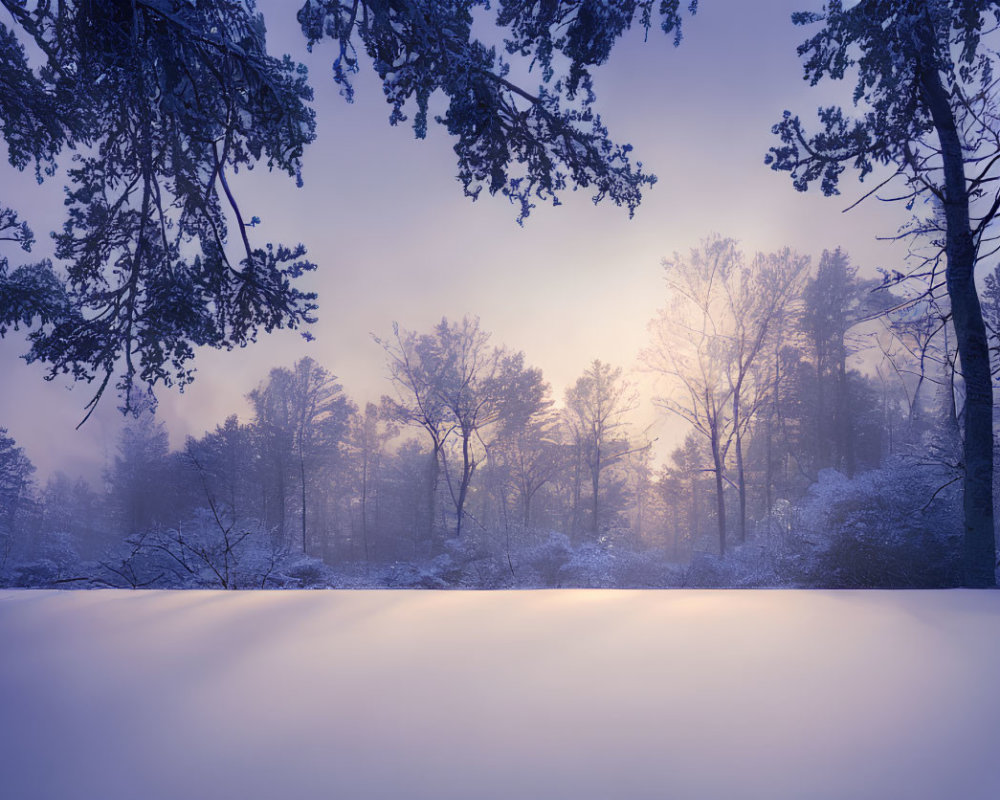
[0, 529, 90, 588]
[99, 510, 288, 589]
[4, 558, 70, 588]
[377, 559, 450, 589]
[682, 552, 729, 588]
[794, 463, 962, 588]
[613, 546, 685, 587]
[509, 530, 574, 587]
[682, 542, 792, 588]
[270, 552, 339, 589]
[438, 534, 509, 588]
[556, 542, 615, 587]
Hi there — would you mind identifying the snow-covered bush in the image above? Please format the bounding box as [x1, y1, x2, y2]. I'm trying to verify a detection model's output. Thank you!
[683, 543, 790, 588]
[269, 552, 340, 588]
[508, 530, 574, 587]
[794, 463, 962, 588]
[0, 528, 88, 588]
[551, 533, 681, 588]
[99, 509, 290, 589]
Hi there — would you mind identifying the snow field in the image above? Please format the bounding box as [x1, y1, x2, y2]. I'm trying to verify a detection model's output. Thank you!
[0, 589, 998, 799]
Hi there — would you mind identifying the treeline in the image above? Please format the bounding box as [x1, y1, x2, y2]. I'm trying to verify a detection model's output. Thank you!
[1, 241, 993, 588]
[1, 323, 659, 588]
[650, 239, 974, 586]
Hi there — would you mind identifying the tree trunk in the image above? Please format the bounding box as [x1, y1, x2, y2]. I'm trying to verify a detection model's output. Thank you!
[425, 444, 441, 544]
[522, 482, 539, 529]
[361, 450, 370, 563]
[920, 56, 996, 587]
[690, 468, 699, 551]
[765, 411, 774, 517]
[276, 467, 286, 546]
[570, 449, 582, 543]
[455, 431, 474, 537]
[299, 448, 307, 555]
[711, 424, 727, 557]
[733, 391, 746, 544]
[767, 349, 780, 514]
[815, 347, 828, 470]
[590, 449, 601, 537]
[837, 334, 855, 478]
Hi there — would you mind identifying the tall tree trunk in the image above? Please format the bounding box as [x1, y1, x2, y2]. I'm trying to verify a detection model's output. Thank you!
[765, 402, 775, 517]
[689, 469, 699, 552]
[455, 431, 474, 537]
[299, 448, 307, 555]
[590, 448, 601, 537]
[766, 348, 780, 514]
[276, 467, 286, 547]
[815, 347, 828, 470]
[837, 335, 855, 477]
[425, 444, 441, 544]
[733, 390, 746, 544]
[361, 450, 370, 563]
[522, 486, 532, 529]
[570, 446, 582, 543]
[711, 424, 727, 557]
[920, 58, 996, 587]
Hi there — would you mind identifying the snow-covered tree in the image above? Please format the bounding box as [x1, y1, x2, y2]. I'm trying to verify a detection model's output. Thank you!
[379, 316, 548, 537]
[645, 237, 807, 554]
[249, 357, 353, 554]
[0, 0, 696, 416]
[0, 427, 34, 573]
[564, 360, 636, 538]
[107, 395, 172, 537]
[767, 0, 1000, 586]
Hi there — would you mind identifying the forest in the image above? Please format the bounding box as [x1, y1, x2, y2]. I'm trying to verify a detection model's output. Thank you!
[0, 1, 998, 589]
[1, 240, 992, 589]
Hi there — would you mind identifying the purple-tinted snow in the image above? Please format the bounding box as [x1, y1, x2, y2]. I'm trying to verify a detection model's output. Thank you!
[0, 589, 997, 799]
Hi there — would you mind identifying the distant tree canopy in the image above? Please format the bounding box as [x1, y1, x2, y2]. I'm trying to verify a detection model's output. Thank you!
[0, 0, 696, 418]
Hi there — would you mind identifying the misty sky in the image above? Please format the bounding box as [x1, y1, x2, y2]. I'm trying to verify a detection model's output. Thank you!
[0, 0, 914, 481]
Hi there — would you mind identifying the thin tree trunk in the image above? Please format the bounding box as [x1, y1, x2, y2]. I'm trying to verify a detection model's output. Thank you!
[711, 424, 727, 557]
[837, 335, 855, 477]
[426, 444, 440, 543]
[767, 341, 780, 514]
[276, 467, 286, 546]
[455, 431, 474, 537]
[522, 480, 540, 529]
[299, 448, 307, 555]
[765, 409, 774, 517]
[733, 390, 746, 544]
[571, 442, 583, 542]
[816, 348, 828, 469]
[590, 447, 601, 536]
[361, 450, 370, 563]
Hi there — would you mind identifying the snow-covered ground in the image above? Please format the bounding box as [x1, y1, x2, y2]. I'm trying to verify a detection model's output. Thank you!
[1, 590, 998, 800]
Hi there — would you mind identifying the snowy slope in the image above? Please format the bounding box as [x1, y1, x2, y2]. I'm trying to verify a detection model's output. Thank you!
[0, 590, 997, 800]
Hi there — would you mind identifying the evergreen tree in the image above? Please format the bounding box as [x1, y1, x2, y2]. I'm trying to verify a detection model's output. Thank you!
[0, 0, 696, 414]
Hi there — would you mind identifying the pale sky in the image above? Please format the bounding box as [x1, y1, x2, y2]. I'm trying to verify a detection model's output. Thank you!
[0, 0, 913, 482]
